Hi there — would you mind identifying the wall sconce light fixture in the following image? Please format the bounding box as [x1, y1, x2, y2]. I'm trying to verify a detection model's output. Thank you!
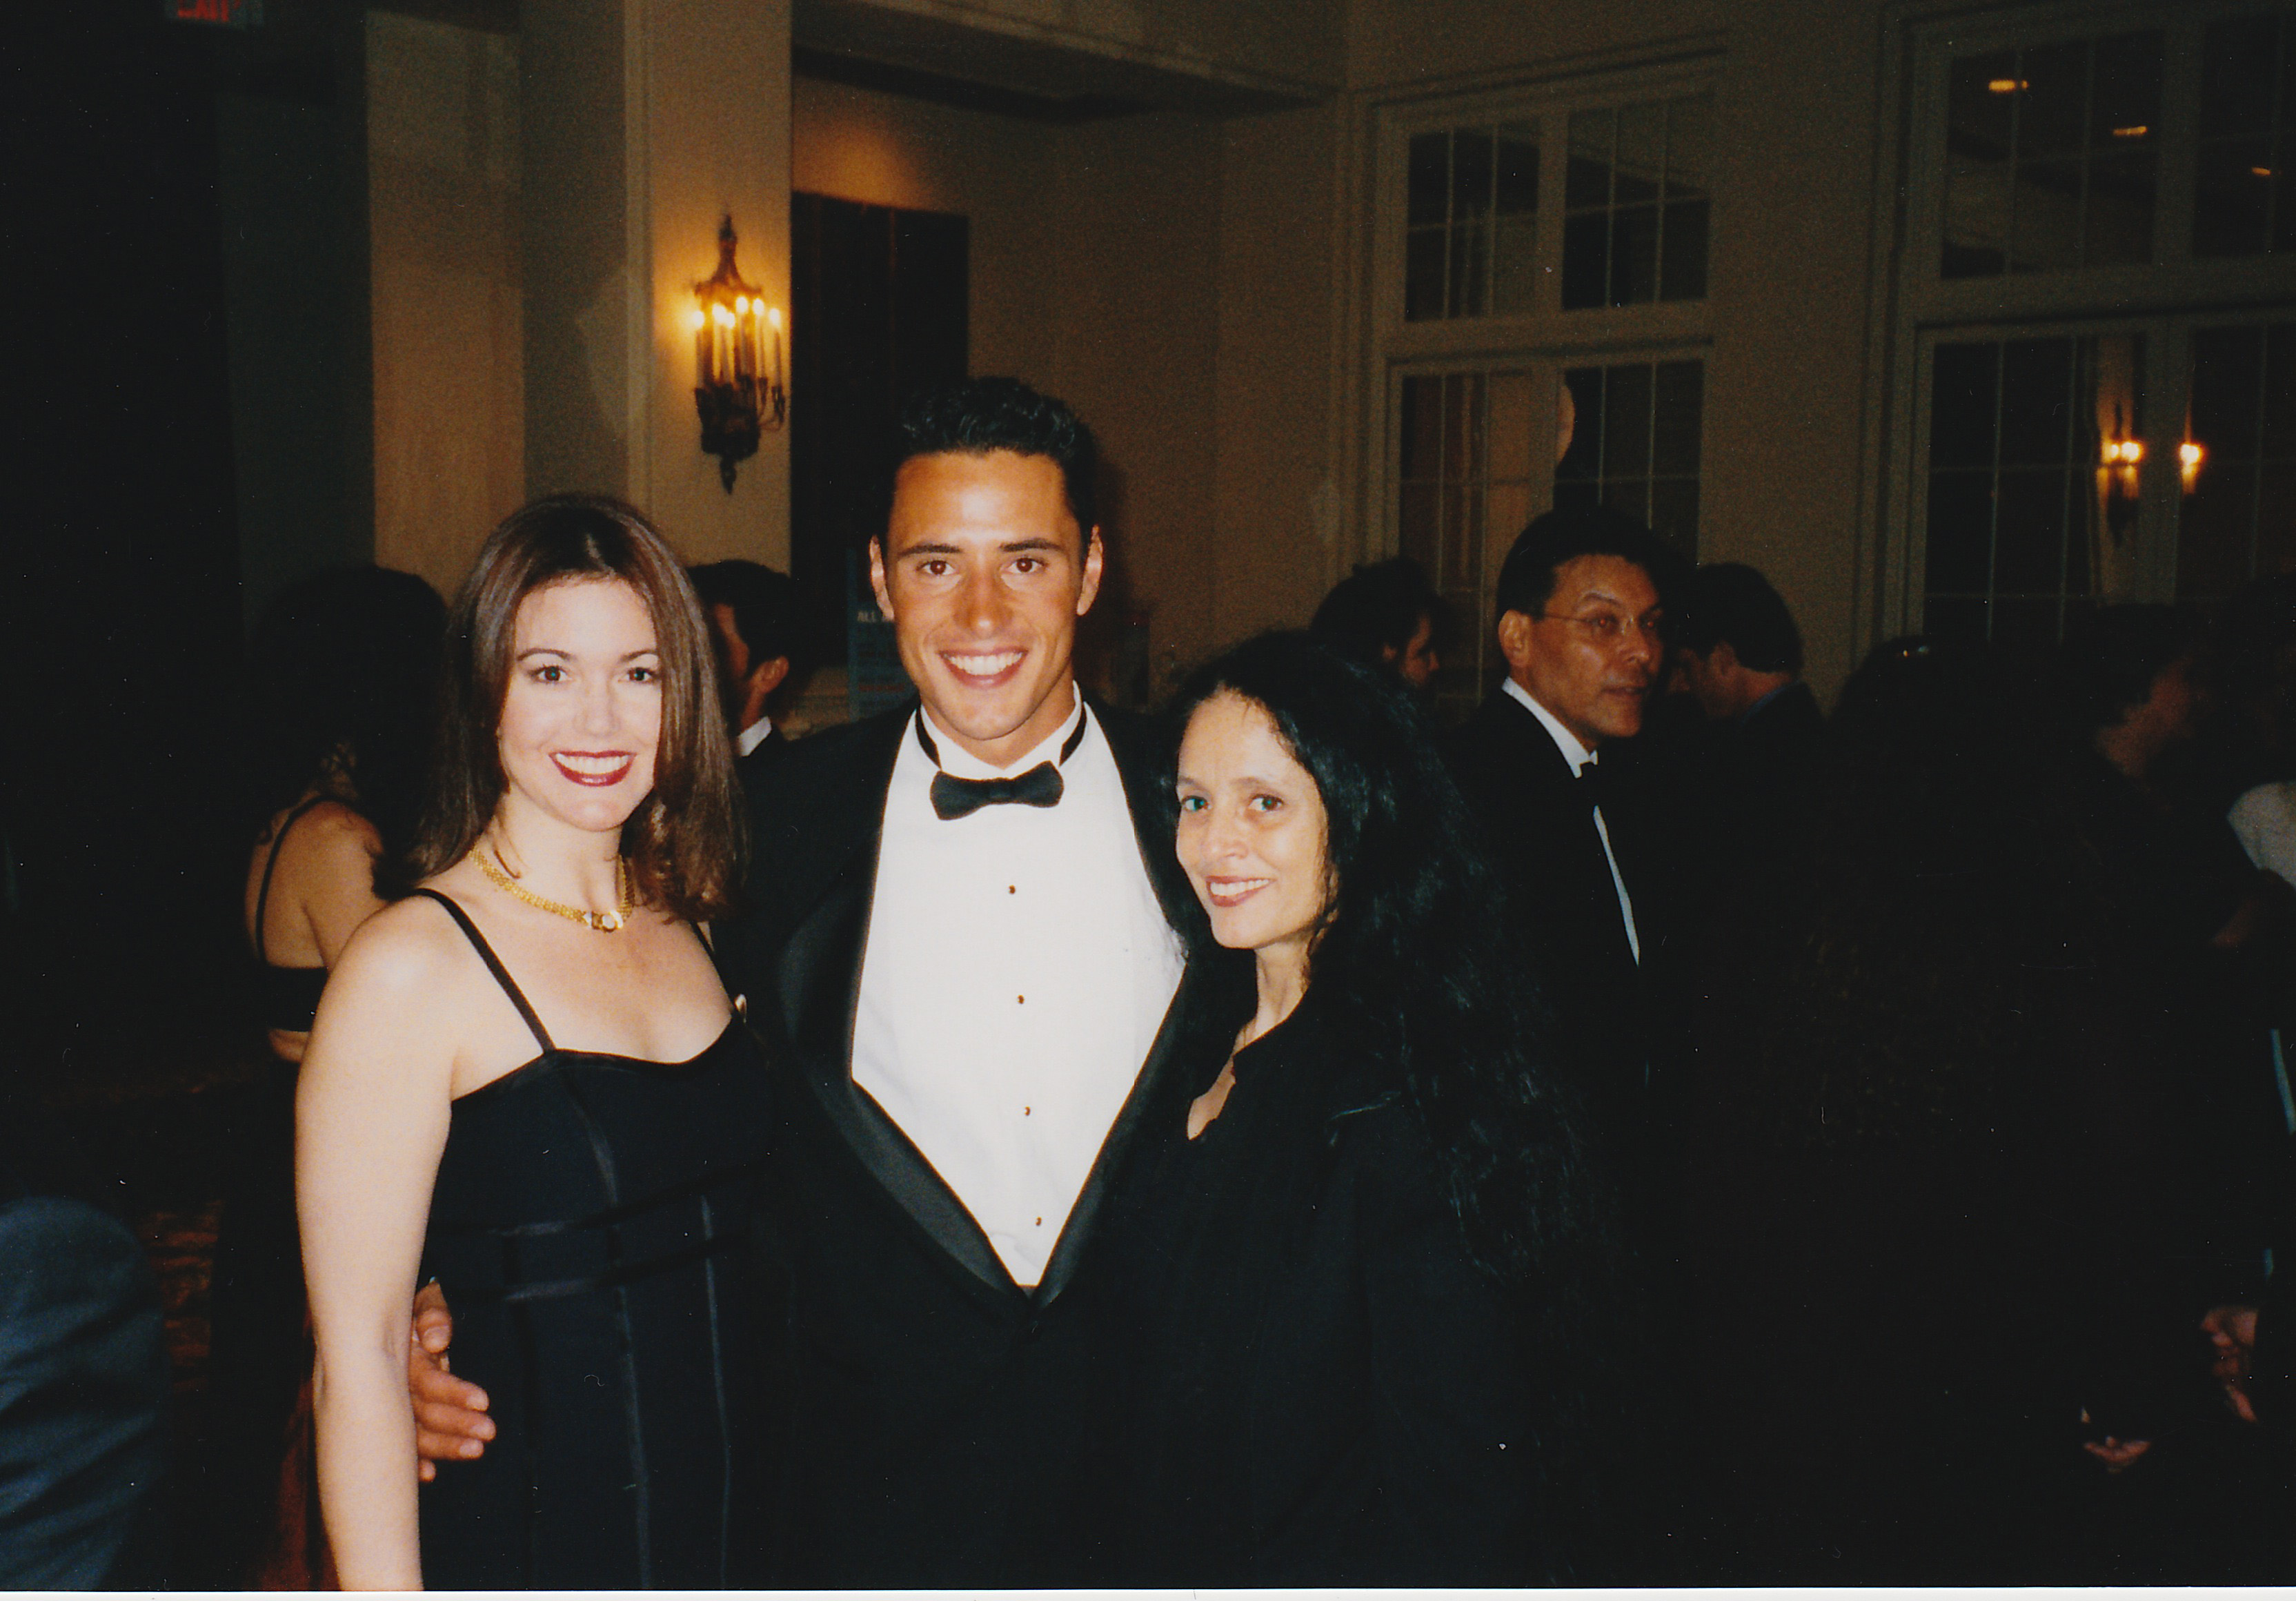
[689, 215, 785, 492]
[2100, 436, 2144, 494]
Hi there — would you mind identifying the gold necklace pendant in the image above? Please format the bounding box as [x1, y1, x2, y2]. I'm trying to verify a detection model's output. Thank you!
[473, 846, 635, 934]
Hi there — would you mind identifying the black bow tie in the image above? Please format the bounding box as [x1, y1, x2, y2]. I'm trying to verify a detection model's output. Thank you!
[931, 762, 1063, 819]
[918, 713, 1088, 821]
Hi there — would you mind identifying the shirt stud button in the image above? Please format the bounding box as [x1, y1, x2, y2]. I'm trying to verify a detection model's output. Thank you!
[1017, 994, 1025, 1004]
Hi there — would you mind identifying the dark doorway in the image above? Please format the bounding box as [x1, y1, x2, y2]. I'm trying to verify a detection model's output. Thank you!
[789, 192, 969, 670]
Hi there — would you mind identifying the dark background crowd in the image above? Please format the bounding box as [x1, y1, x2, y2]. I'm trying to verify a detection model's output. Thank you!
[4, 536, 2296, 1584]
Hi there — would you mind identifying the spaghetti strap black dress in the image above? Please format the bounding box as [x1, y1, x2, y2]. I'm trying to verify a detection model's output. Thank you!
[410, 890, 773, 1590]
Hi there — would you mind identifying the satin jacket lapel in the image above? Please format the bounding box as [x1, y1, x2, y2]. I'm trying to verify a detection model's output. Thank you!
[774, 707, 1021, 1299]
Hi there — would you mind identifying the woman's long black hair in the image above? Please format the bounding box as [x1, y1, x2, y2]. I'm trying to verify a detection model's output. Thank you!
[1162, 632, 1616, 1533]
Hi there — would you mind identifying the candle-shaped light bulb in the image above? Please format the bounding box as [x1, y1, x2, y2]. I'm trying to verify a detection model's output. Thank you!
[766, 306, 782, 331]
[687, 308, 706, 331]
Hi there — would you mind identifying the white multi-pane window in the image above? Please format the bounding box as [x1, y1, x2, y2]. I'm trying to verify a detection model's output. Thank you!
[1374, 65, 1714, 718]
[1887, 3, 2296, 645]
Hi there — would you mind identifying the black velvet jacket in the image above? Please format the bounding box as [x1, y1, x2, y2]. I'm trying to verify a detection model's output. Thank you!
[1082, 983, 1536, 1587]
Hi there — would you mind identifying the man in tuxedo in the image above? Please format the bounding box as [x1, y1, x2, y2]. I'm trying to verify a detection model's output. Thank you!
[689, 558, 806, 785]
[1441, 508, 1687, 1574]
[1443, 506, 1676, 1128]
[410, 378, 1193, 1584]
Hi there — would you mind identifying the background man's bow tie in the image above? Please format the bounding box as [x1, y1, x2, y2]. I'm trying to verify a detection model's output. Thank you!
[918, 711, 1087, 821]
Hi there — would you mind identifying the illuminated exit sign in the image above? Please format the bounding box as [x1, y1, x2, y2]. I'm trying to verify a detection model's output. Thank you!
[166, 0, 261, 26]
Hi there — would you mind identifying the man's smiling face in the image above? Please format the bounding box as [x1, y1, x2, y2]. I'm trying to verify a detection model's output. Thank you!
[870, 449, 1104, 767]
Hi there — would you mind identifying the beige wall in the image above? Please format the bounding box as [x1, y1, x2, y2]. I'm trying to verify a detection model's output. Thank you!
[1694, 0, 1886, 699]
[829, 0, 1344, 92]
[642, 0, 795, 566]
[1209, 102, 1348, 657]
[791, 76, 1060, 379]
[522, 0, 793, 571]
[367, 10, 525, 600]
[792, 79, 1232, 692]
[1040, 112, 1225, 692]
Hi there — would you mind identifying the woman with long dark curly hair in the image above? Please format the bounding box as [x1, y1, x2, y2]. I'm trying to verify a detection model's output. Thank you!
[1086, 630, 1612, 1587]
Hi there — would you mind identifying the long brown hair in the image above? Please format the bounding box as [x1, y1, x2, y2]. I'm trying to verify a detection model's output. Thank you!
[407, 495, 744, 921]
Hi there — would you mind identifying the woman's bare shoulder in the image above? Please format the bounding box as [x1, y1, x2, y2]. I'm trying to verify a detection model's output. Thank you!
[293, 799, 383, 852]
[303, 891, 482, 1089]
[328, 889, 472, 996]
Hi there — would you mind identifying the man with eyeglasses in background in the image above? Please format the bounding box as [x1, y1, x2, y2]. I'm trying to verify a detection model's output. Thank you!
[1442, 504, 1692, 1581]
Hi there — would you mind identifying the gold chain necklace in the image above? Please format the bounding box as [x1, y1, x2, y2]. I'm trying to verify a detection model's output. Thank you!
[472, 846, 633, 933]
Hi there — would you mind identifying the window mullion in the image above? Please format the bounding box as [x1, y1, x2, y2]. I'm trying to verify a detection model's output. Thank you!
[1986, 348, 2006, 639]
[2153, 19, 2203, 268]
[1442, 131, 1458, 320]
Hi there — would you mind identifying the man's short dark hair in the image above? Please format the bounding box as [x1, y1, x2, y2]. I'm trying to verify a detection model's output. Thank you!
[1311, 557, 1447, 667]
[1674, 562, 1804, 676]
[1492, 504, 1681, 621]
[884, 377, 1097, 538]
[690, 559, 805, 676]
[2059, 603, 2204, 735]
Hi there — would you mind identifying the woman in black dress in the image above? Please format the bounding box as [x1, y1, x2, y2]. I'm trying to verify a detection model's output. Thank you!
[299, 496, 767, 1589]
[1090, 631, 1610, 1587]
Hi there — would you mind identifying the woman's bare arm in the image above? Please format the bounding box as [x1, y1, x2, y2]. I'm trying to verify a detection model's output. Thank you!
[298, 903, 459, 1590]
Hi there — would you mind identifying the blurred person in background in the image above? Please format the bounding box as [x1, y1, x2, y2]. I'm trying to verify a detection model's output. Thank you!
[691, 558, 809, 784]
[1309, 556, 1448, 694]
[1685, 622, 2284, 1582]
[208, 566, 444, 1584]
[1688, 637, 2167, 1578]
[0, 1081, 170, 1589]
[1441, 505, 1687, 1576]
[1671, 563, 1823, 831]
[1667, 562, 1826, 943]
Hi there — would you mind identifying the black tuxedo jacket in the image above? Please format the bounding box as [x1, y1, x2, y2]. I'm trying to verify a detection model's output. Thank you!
[1443, 691, 1655, 1091]
[716, 698, 1198, 1587]
[1441, 691, 1686, 1215]
[733, 724, 786, 794]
